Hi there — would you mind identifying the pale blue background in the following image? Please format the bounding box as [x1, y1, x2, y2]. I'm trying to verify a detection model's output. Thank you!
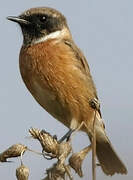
[0, 0, 132, 179]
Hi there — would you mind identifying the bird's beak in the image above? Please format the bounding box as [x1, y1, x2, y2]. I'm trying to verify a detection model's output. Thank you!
[7, 16, 30, 25]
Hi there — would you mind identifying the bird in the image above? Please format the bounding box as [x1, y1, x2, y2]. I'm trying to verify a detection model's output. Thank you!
[7, 7, 127, 176]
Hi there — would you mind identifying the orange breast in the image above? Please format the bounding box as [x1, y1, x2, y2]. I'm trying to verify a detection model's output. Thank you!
[19, 39, 95, 129]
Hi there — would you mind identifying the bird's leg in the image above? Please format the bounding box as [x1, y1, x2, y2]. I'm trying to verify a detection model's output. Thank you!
[59, 120, 90, 143]
[58, 129, 75, 143]
[41, 128, 74, 144]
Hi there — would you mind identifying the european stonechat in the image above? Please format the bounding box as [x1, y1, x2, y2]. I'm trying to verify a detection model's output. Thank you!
[7, 7, 127, 175]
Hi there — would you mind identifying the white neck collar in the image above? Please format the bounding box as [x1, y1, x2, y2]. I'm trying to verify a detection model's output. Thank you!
[33, 29, 66, 45]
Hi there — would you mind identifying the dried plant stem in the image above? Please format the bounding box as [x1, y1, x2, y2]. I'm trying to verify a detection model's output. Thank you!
[63, 165, 73, 180]
[71, 121, 89, 140]
[27, 148, 43, 156]
[92, 110, 97, 180]
[20, 149, 26, 165]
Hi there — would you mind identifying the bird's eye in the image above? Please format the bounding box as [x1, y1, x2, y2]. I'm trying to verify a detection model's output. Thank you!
[39, 16, 46, 23]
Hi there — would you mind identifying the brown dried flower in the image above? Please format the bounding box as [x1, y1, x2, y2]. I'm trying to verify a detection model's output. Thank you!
[16, 164, 29, 180]
[29, 128, 59, 157]
[29, 128, 73, 179]
[69, 145, 91, 177]
[43, 163, 72, 180]
[0, 144, 27, 162]
[29, 128, 72, 161]
[57, 141, 72, 165]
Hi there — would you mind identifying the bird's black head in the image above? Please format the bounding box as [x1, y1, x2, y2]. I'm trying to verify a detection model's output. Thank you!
[7, 7, 69, 46]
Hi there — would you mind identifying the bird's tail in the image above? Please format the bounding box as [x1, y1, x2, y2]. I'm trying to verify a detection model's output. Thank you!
[91, 113, 127, 175]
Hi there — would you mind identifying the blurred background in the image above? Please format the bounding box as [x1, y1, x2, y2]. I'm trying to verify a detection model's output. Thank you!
[0, 0, 132, 179]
